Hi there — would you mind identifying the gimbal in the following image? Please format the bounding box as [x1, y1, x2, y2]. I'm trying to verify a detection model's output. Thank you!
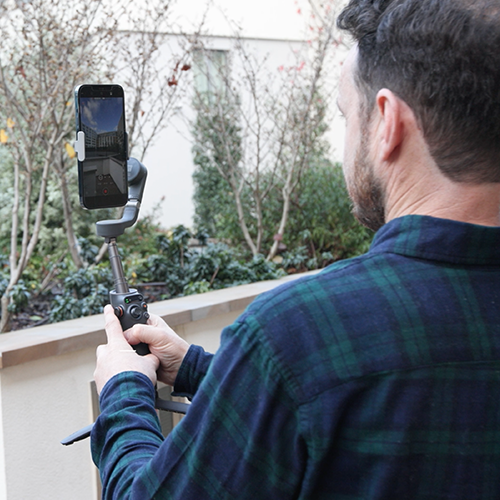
[96, 158, 151, 354]
[61, 159, 189, 446]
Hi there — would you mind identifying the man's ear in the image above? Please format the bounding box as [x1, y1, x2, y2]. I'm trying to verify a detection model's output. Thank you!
[375, 89, 403, 162]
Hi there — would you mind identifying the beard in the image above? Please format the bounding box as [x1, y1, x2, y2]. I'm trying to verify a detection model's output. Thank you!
[347, 127, 386, 232]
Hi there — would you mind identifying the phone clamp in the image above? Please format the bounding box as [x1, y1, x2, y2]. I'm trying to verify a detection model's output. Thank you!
[74, 131, 85, 161]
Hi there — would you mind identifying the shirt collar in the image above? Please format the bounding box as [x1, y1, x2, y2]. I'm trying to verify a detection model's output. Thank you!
[369, 215, 500, 265]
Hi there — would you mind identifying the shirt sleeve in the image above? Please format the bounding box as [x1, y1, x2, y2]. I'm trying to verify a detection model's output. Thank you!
[91, 315, 306, 499]
[173, 344, 214, 398]
[90, 371, 165, 499]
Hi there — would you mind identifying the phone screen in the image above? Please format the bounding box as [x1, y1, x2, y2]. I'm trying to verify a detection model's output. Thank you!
[76, 85, 128, 209]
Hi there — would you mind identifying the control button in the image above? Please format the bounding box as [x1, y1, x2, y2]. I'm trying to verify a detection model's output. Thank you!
[129, 305, 142, 319]
[114, 307, 124, 318]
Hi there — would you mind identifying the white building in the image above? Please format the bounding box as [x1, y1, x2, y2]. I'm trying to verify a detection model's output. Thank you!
[133, 0, 347, 229]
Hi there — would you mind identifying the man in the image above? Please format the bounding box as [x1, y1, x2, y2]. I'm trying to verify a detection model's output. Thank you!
[92, 0, 500, 498]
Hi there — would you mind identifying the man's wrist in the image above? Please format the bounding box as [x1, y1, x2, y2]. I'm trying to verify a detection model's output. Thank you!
[100, 371, 156, 411]
[173, 345, 214, 398]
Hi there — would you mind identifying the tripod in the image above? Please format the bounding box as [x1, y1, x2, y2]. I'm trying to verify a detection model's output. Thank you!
[61, 159, 189, 446]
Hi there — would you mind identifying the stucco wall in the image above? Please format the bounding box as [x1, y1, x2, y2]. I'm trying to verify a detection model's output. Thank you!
[0, 273, 312, 499]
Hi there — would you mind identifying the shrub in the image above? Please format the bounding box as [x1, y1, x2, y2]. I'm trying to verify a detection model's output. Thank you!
[49, 266, 114, 323]
[135, 228, 285, 300]
[45, 225, 285, 324]
[283, 162, 373, 266]
[193, 159, 373, 270]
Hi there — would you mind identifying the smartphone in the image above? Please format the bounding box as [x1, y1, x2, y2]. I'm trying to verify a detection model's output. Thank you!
[74, 84, 128, 209]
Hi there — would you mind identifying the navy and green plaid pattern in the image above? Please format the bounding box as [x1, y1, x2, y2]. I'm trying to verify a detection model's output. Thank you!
[92, 215, 500, 499]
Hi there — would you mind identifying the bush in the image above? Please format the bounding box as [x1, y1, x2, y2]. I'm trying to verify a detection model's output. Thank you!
[135, 229, 285, 300]
[193, 158, 373, 271]
[42, 224, 285, 324]
[7, 281, 31, 313]
[3, 156, 372, 329]
[282, 162, 373, 268]
[49, 266, 114, 323]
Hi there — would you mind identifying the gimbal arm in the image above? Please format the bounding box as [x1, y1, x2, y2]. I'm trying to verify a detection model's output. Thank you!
[95, 158, 147, 239]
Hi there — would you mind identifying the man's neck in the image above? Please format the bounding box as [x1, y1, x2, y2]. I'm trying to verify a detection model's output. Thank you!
[385, 174, 500, 227]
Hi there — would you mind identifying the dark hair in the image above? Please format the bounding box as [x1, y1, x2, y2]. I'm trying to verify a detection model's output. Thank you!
[337, 0, 500, 183]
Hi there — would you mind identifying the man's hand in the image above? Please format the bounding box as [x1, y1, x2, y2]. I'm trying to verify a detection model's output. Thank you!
[94, 305, 160, 394]
[123, 313, 190, 387]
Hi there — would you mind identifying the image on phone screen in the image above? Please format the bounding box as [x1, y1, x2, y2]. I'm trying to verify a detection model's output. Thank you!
[77, 88, 128, 209]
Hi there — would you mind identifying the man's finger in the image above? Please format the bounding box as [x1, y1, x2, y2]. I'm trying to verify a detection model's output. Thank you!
[147, 313, 168, 328]
[125, 323, 171, 348]
[103, 304, 130, 347]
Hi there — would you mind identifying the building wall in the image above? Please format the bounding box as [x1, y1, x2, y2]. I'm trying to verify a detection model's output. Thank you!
[0, 312, 236, 499]
[131, 0, 348, 230]
[0, 349, 98, 500]
[0, 273, 312, 499]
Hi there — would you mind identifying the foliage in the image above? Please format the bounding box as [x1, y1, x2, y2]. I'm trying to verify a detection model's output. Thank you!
[194, 158, 373, 272]
[1, 220, 289, 331]
[0, 222, 287, 326]
[191, 86, 372, 268]
[191, 88, 332, 257]
[49, 267, 114, 323]
[283, 162, 373, 267]
[134, 226, 285, 301]
[191, 95, 243, 243]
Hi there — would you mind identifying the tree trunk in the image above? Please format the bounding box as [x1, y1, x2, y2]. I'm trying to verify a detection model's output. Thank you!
[58, 162, 84, 268]
[0, 294, 11, 333]
[267, 185, 292, 261]
[234, 180, 258, 256]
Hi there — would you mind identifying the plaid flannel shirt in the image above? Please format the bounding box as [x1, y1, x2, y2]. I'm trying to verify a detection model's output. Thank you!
[92, 215, 500, 499]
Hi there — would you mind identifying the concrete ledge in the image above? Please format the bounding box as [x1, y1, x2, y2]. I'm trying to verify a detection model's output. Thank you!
[0, 272, 315, 369]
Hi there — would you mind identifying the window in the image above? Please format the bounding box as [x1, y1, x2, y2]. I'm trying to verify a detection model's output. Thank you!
[192, 49, 229, 99]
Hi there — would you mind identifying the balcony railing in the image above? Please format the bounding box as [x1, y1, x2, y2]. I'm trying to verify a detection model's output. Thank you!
[0, 272, 313, 499]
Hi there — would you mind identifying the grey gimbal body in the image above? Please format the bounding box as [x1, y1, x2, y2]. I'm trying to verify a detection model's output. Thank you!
[61, 159, 189, 446]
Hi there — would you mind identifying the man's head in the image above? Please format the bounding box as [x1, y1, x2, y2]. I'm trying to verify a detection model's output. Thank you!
[337, 48, 386, 231]
[337, 0, 500, 185]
